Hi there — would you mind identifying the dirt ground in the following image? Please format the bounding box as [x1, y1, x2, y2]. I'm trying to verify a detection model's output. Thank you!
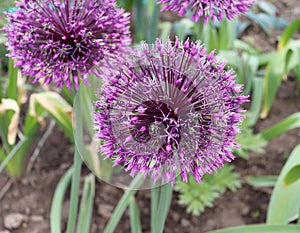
[1, 1, 300, 233]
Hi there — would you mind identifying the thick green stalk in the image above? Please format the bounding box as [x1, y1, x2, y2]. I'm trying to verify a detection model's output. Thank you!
[65, 148, 83, 233]
[103, 174, 144, 233]
[146, 0, 160, 43]
[153, 184, 173, 233]
[151, 187, 159, 232]
[133, 0, 146, 42]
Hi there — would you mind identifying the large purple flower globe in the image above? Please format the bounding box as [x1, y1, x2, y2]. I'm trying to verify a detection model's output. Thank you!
[157, 0, 255, 22]
[4, 0, 131, 89]
[94, 38, 248, 184]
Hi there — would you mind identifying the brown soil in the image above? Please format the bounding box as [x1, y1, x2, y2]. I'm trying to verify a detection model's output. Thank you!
[1, 1, 300, 233]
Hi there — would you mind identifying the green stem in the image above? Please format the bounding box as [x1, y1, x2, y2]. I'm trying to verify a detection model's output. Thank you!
[150, 187, 159, 232]
[104, 174, 144, 233]
[133, 0, 146, 42]
[65, 148, 83, 233]
[146, 0, 160, 43]
[197, 17, 204, 40]
[153, 183, 173, 233]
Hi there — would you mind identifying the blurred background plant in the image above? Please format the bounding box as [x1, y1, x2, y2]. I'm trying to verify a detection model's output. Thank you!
[0, 0, 300, 232]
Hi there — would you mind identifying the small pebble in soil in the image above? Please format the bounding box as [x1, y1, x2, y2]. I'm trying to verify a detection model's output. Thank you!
[97, 204, 114, 218]
[180, 218, 190, 228]
[30, 215, 44, 222]
[4, 213, 27, 230]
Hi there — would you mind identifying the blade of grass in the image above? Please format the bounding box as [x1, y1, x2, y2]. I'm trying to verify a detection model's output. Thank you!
[76, 174, 95, 233]
[103, 174, 144, 233]
[50, 166, 74, 233]
[65, 148, 83, 233]
[129, 196, 142, 233]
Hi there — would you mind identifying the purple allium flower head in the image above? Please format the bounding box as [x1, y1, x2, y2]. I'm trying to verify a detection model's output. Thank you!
[94, 38, 248, 185]
[157, 0, 255, 22]
[4, 0, 131, 89]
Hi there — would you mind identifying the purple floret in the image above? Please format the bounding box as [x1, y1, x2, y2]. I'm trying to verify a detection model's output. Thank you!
[4, 0, 131, 89]
[94, 38, 248, 185]
[157, 0, 255, 22]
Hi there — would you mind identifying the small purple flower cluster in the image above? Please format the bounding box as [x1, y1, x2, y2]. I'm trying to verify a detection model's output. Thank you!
[94, 38, 248, 184]
[4, 0, 131, 89]
[157, 0, 255, 22]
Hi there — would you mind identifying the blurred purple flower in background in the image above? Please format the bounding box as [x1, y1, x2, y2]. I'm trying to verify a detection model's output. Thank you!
[157, 0, 255, 22]
[4, 0, 131, 89]
[94, 38, 248, 185]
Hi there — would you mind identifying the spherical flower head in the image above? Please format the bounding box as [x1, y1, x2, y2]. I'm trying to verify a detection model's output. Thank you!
[93, 38, 248, 185]
[4, 0, 131, 89]
[157, 0, 255, 22]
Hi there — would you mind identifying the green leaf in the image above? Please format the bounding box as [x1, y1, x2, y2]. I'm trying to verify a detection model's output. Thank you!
[173, 18, 194, 41]
[207, 224, 300, 233]
[249, 77, 264, 126]
[261, 40, 300, 118]
[258, 0, 277, 16]
[203, 21, 219, 52]
[245, 11, 273, 36]
[29, 92, 73, 142]
[235, 115, 267, 159]
[261, 51, 285, 118]
[0, 137, 28, 175]
[175, 165, 241, 216]
[50, 166, 73, 233]
[260, 112, 300, 141]
[246, 176, 277, 187]
[158, 22, 172, 42]
[283, 165, 300, 187]
[76, 174, 95, 233]
[267, 144, 300, 224]
[258, 51, 277, 66]
[6, 59, 18, 101]
[233, 39, 258, 55]
[278, 18, 300, 50]
[129, 197, 142, 233]
[218, 19, 236, 50]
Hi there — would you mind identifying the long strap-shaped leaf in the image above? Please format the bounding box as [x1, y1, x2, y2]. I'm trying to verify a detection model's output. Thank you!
[260, 112, 300, 141]
[267, 144, 300, 224]
[206, 224, 300, 233]
[0, 137, 28, 174]
[50, 167, 74, 233]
